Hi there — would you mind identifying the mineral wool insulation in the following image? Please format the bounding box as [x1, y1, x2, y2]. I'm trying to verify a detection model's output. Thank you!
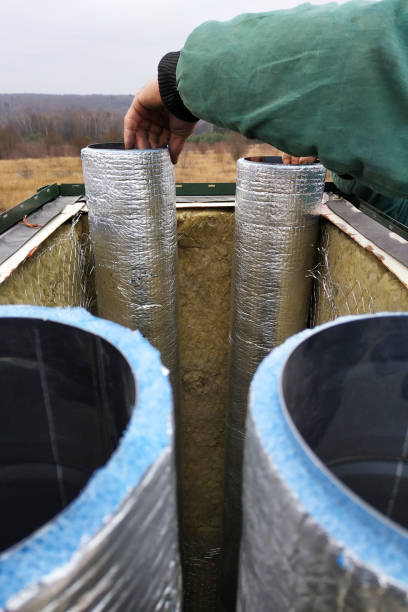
[0, 306, 181, 612]
[177, 209, 235, 611]
[81, 144, 178, 381]
[239, 314, 408, 611]
[222, 157, 326, 610]
[312, 220, 408, 325]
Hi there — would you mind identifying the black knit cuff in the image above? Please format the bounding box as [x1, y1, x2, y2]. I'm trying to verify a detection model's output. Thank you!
[158, 52, 198, 123]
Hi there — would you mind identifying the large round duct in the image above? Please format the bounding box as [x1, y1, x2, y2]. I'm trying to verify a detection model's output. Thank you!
[239, 313, 408, 611]
[222, 156, 326, 609]
[0, 305, 180, 611]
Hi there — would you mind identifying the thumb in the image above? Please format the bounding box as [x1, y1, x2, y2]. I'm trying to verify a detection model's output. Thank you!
[168, 133, 187, 164]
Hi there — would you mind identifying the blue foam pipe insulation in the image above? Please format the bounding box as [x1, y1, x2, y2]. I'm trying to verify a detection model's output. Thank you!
[239, 313, 408, 611]
[0, 305, 181, 611]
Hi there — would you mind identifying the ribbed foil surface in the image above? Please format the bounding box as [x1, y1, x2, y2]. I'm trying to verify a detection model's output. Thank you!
[81, 145, 178, 379]
[221, 158, 326, 610]
[239, 415, 408, 612]
[238, 315, 408, 611]
[0, 306, 181, 612]
[8, 451, 180, 612]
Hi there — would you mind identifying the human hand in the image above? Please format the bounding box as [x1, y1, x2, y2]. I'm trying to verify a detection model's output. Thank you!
[282, 153, 317, 165]
[124, 78, 197, 163]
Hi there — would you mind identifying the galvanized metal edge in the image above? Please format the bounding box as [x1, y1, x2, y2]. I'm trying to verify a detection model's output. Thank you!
[0, 201, 87, 285]
[321, 196, 408, 290]
[0, 184, 60, 235]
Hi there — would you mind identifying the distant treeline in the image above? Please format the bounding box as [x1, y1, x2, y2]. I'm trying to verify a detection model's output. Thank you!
[0, 94, 133, 121]
[0, 109, 125, 159]
[0, 110, 252, 160]
[0, 90, 253, 160]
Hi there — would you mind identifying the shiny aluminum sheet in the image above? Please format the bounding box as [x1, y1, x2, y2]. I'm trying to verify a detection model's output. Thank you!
[8, 451, 180, 612]
[221, 157, 326, 610]
[81, 145, 178, 379]
[238, 316, 408, 611]
[0, 306, 181, 612]
[239, 416, 408, 612]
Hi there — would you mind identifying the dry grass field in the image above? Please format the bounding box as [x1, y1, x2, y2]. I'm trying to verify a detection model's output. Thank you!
[0, 157, 84, 210]
[0, 142, 280, 210]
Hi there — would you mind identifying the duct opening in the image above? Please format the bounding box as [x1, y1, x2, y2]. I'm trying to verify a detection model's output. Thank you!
[281, 316, 408, 530]
[88, 142, 126, 150]
[0, 317, 135, 552]
[245, 156, 320, 165]
[87, 143, 167, 151]
[245, 155, 283, 164]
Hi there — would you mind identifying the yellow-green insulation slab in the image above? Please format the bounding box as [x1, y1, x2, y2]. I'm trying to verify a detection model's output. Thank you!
[177, 209, 234, 611]
[313, 219, 408, 325]
[0, 216, 95, 311]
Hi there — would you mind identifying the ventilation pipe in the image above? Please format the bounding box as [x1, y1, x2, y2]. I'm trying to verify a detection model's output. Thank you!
[222, 156, 326, 610]
[0, 305, 181, 611]
[239, 313, 408, 611]
[81, 144, 178, 386]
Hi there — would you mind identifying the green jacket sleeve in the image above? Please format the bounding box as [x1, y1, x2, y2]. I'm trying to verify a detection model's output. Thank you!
[176, 0, 408, 198]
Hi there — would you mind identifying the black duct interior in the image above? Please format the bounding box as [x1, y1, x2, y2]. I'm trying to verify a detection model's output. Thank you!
[245, 156, 283, 164]
[0, 318, 135, 552]
[245, 156, 321, 165]
[88, 143, 167, 151]
[281, 316, 408, 529]
[88, 142, 126, 150]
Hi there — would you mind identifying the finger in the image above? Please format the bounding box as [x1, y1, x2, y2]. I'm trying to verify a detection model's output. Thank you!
[124, 110, 137, 149]
[168, 134, 187, 164]
[124, 96, 144, 149]
[124, 128, 136, 149]
[299, 156, 317, 164]
[282, 153, 291, 165]
[291, 156, 301, 165]
[158, 127, 170, 148]
[136, 129, 149, 151]
[148, 122, 162, 148]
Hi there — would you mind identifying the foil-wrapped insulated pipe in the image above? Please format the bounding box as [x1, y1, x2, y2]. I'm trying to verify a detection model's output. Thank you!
[221, 156, 326, 611]
[81, 144, 178, 383]
[239, 314, 408, 611]
[0, 305, 180, 612]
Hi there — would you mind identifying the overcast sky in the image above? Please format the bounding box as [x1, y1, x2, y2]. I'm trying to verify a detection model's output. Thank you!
[1, 0, 336, 95]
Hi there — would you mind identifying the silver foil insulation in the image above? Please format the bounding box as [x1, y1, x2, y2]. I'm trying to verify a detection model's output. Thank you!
[221, 157, 326, 610]
[8, 452, 180, 612]
[238, 315, 408, 611]
[239, 415, 408, 612]
[81, 145, 178, 380]
[0, 307, 181, 612]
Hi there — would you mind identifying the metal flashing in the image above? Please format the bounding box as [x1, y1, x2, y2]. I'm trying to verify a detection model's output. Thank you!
[0, 184, 60, 235]
[175, 182, 236, 196]
[59, 183, 86, 197]
[0, 200, 87, 284]
[322, 197, 408, 290]
[325, 195, 408, 268]
[359, 199, 408, 241]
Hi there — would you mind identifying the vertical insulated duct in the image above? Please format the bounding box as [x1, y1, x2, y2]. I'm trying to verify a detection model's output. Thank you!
[221, 156, 326, 610]
[81, 144, 178, 384]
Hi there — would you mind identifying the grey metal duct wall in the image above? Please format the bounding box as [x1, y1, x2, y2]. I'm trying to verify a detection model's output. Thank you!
[239, 314, 408, 611]
[222, 156, 326, 610]
[0, 306, 180, 612]
[81, 144, 178, 381]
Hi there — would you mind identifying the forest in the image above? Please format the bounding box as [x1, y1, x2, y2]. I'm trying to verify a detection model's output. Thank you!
[0, 93, 221, 159]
